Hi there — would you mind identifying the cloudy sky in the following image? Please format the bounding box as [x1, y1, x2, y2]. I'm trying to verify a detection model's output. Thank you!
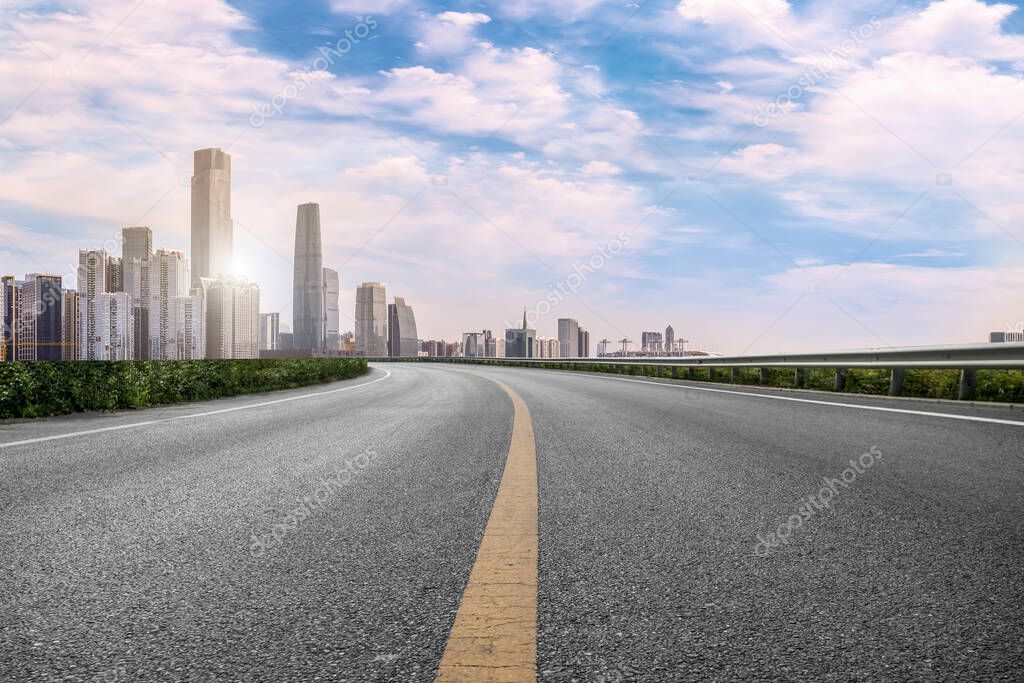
[1, 0, 1023, 353]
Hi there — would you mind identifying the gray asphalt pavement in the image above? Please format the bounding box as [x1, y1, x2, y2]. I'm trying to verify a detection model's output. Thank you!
[2, 362, 1022, 681]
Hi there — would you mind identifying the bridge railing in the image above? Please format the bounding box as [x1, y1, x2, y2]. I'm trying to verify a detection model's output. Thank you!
[368, 342, 1024, 401]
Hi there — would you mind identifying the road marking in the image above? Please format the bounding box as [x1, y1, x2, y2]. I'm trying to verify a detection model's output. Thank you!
[0, 371, 392, 449]
[437, 378, 538, 682]
[543, 371, 1024, 427]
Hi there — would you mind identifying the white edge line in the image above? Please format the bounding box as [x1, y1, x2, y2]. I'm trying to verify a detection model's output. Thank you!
[472, 366, 1024, 428]
[0, 370, 392, 449]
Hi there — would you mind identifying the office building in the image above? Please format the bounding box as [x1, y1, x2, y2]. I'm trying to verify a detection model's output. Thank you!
[558, 318, 579, 358]
[355, 282, 387, 356]
[62, 289, 80, 360]
[80, 292, 133, 360]
[105, 256, 123, 293]
[292, 203, 324, 350]
[323, 267, 340, 350]
[578, 328, 590, 358]
[505, 310, 536, 358]
[191, 148, 233, 287]
[14, 274, 63, 361]
[463, 332, 486, 358]
[122, 226, 153, 263]
[259, 313, 280, 351]
[665, 324, 675, 353]
[1, 276, 16, 361]
[387, 296, 418, 357]
[642, 331, 663, 354]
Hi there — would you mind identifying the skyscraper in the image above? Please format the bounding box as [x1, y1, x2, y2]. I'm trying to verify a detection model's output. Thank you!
[122, 226, 153, 263]
[355, 282, 387, 356]
[322, 267, 340, 350]
[578, 328, 590, 358]
[78, 249, 114, 360]
[145, 250, 188, 360]
[558, 318, 579, 358]
[61, 289, 80, 360]
[191, 148, 232, 287]
[200, 276, 259, 359]
[665, 324, 675, 353]
[259, 312, 280, 351]
[505, 310, 536, 358]
[232, 282, 260, 359]
[462, 331, 485, 358]
[1, 276, 16, 362]
[80, 292, 133, 360]
[15, 274, 63, 361]
[105, 256, 123, 293]
[176, 292, 205, 359]
[387, 296, 418, 357]
[292, 203, 324, 350]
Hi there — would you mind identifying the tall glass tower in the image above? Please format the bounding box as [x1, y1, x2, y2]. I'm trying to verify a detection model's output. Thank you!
[293, 203, 324, 350]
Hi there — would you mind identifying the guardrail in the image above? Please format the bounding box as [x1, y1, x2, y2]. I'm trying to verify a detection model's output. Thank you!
[369, 342, 1024, 401]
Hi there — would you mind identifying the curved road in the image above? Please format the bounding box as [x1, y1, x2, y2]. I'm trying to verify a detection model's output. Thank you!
[1, 362, 1022, 681]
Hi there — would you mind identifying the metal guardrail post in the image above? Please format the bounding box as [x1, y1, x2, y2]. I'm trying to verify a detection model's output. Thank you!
[731, 368, 740, 383]
[794, 368, 805, 389]
[889, 368, 904, 396]
[708, 367, 716, 382]
[688, 367, 696, 380]
[760, 368, 770, 385]
[834, 369, 847, 392]
[958, 369, 977, 400]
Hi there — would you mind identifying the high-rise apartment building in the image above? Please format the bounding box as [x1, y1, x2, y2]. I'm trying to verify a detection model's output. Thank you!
[558, 318, 579, 358]
[322, 267, 339, 351]
[232, 282, 260, 359]
[79, 292, 133, 360]
[145, 250, 189, 360]
[176, 292, 205, 359]
[105, 256, 123, 293]
[665, 325, 675, 353]
[355, 282, 387, 356]
[77, 249, 118, 360]
[191, 148, 233, 288]
[387, 297, 418, 357]
[259, 312, 280, 351]
[293, 203, 324, 350]
[537, 337, 559, 359]
[62, 289, 80, 360]
[200, 277, 259, 359]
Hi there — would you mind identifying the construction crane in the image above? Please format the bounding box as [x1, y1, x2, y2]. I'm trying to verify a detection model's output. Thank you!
[677, 338, 690, 354]
[597, 339, 611, 357]
[619, 338, 632, 355]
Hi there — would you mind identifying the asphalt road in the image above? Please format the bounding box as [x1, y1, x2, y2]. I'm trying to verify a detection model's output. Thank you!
[1, 363, 1022, 681]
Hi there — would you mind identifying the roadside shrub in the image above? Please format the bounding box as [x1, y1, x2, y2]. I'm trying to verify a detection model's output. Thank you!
[0, 358, 368, 420]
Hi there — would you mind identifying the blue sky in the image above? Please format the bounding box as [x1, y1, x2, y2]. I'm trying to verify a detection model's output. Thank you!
[1, 0, 1023, 352]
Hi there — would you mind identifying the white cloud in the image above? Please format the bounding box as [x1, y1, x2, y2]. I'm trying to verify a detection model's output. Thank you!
[580, 160, 623, 176]
[417, 11, 491, 55]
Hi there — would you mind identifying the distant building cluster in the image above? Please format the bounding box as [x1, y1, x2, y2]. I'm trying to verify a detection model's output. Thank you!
[2, 148, 263, 362]
[597, 324, 700, 357]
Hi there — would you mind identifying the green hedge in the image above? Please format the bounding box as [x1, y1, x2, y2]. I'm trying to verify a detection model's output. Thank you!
[0, 358, 369, 419]
[372, 357, 1024, 403]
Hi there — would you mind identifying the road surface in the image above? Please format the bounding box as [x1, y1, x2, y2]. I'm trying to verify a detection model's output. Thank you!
[1, 362, 1022, 681]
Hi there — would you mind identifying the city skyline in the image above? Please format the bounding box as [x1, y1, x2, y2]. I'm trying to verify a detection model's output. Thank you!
[2, 1, 1022, 354]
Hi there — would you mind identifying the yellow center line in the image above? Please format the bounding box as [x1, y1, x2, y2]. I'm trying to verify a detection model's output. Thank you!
[436, 378, 538, 683]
